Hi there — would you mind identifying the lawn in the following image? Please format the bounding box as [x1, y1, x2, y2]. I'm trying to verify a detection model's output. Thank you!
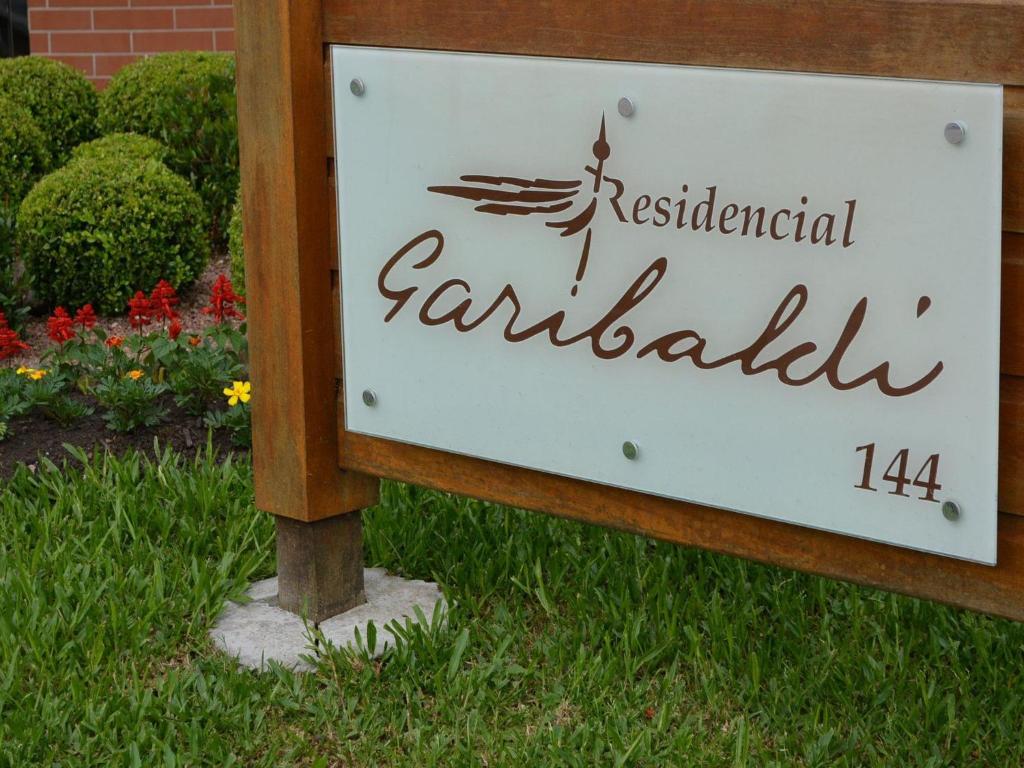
[1, 448, 1023, 767]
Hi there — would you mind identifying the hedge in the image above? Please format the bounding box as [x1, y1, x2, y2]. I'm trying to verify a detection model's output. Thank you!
[0, 96, 50, 264]
[17, 155, 209, 315]
[98, 52, 238, 247]
[71, 133, 168, 167]
[0, 57, 97, 165]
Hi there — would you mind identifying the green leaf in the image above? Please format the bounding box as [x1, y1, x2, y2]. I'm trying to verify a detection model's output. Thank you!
[447, 627, 470, 682]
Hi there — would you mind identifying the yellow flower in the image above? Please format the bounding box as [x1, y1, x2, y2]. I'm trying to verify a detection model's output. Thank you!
[28, 369, 47, 380]
[223, 380, 251, 407]
[15, 366, 30, 376]
[126, 369, 145, 381]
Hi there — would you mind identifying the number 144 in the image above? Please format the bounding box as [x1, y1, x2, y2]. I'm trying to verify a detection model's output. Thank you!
[854, 444, 941, 502]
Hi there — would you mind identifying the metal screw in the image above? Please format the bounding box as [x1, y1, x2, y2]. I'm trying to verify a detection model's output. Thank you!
[941, 500, 961, 522]
[361, 389, 377, 407]
[944, 121, 966, 145]
[622, 440, 640, 460]
[350, 78, 366, 97]
[617, 97, 635, 118]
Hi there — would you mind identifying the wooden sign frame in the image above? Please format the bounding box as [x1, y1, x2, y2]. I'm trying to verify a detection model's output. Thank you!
[236, 0, 1024, 622]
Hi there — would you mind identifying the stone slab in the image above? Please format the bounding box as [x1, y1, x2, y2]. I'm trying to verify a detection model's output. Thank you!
[210, 568, 445, 671]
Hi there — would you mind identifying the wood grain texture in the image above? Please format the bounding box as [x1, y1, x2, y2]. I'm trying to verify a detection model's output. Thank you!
[276, 514, 366, 621]
[322, 0, 1024, 85]
[1000, 376, 1024, 515]
[236, 0, 378, 522]
[336, 421, 1024, 620]
[1003, 233, 1024, 375]
[1006, 88, 1024, 233]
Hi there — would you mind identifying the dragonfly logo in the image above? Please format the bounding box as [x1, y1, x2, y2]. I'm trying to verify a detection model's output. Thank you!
[428, 115, 622, 296]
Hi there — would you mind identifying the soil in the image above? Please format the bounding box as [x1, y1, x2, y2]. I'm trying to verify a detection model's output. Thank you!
[0, 393, 246, 479]
[0, 255, 248, 478]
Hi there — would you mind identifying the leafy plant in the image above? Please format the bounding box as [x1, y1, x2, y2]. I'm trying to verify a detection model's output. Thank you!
[70, 132, 168, 166]
[204, 402, 250, 447]
[0, 265, 31, 334]
[0, 368, 30, 440]
[17, 155, 209, 314]
[228, 187, 245, 293]
[98, 52, 238, 246]
[0, 367, 91, 434]
[0, 95, 50, 322]
[94, 373, 169, 432]
[2, 276, 252, 443]
[21, 370, 69, 408]
[42, 396, 93, 428]
[0, 96, 50, 251]
[170, 342, 245, 416]
[0, 56, 97, 165]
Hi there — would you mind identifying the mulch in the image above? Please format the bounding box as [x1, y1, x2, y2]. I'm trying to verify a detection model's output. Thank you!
[0, 254, 248, 478]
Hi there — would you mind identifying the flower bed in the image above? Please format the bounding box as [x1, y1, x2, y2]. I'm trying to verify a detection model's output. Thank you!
[0, 272, 249, 475]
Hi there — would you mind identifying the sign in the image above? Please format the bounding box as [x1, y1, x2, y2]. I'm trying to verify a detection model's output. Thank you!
[331, 46, 1002, 564]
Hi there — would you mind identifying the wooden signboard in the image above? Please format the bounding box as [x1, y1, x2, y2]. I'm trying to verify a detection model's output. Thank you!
[235, 0, 1024, 622]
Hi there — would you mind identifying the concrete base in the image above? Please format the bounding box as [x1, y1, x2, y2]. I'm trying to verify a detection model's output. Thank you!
[211, 568, 445, 671]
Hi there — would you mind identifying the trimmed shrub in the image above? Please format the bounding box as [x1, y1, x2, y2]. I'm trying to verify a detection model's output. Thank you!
[17, 156, 209, 315]
[0, 96, 50, 265]
[98, 52, 238, 246]
[0, 56, 97, 165]
[71, 132, 168, 167]
[228, 190, 244, 294]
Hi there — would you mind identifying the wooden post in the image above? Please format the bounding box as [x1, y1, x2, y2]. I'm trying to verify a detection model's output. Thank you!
[276, 515, 366, 621]
[235, 0, 378, 620]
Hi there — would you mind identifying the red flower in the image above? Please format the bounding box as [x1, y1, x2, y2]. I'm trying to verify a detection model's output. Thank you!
[0, 310, 29, 360]
[149, 280, 180, 322]
[46, 307, 75, 344]
[168, 318, 182, 341]
[105, 336, 124, 348]
[188, 335, 202, 347]
[74, 304, 97, 330]
[127, 291, 152, 331]
[201, 274, 245, 323]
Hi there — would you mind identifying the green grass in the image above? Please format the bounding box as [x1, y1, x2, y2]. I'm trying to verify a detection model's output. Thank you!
[2, 449, 1024, 766]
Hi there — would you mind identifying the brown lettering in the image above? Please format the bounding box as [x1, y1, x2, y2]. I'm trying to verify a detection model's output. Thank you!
[740, 205, 767, 238]
[842, 199, 857, 248]
[811, 213, 836, 244]
[652, 196, 672, 227]
[632, 195, 652, 225]
[719, 203, 739, 235]
[770, 209, 791, 241]
[691, 186, 718, 233]
[793, 196, 808, 242]
[380, 231, 938, 399]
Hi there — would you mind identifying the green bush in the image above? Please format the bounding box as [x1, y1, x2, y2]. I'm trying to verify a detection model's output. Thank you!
[0, 56, 97, 165]
[98, 52, 238, 247]
[0, 96, 50, 265]
[0, 96, 50, 328]
[227, 189, 244, 293]
[17, 156, 209, 315]
[71, 132, 168, 167]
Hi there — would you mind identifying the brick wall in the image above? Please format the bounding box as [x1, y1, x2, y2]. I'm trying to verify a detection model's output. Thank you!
[27, 0, 234, 89]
